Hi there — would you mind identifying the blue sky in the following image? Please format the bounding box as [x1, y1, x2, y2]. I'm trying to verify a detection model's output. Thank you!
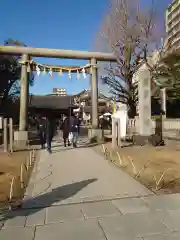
[1, 0, 171, 95]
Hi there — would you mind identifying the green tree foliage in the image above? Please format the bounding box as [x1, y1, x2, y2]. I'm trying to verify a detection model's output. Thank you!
[0, 39, 34, 113]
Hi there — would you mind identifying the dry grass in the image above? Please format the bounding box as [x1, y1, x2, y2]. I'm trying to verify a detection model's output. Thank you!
[0, 150, 34, 208]
[94, 143, 180, 194]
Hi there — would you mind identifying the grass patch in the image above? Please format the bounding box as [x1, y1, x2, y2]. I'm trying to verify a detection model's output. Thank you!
[94, 143, 180, 194]
[0, 150, 36, 209]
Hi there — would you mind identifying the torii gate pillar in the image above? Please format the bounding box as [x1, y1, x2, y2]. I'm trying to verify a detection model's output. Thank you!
[14, 54, 29, 149]
[88, 58, 104, 142]
[91, 58, 98, 129]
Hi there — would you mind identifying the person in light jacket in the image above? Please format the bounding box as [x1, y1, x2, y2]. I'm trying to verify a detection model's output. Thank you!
[69, 114, 79, 148]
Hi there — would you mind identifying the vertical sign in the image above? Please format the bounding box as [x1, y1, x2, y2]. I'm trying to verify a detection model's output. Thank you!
[137, 64, 151, 136]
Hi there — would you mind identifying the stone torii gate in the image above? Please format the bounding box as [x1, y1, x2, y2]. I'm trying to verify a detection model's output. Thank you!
[0, 46, 116, 147]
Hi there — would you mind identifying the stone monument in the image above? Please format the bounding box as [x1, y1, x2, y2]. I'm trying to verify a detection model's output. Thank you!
[134, 63, 152, 145]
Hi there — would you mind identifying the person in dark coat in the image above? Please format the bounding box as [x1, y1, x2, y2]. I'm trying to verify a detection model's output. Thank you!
[36, 116, 46, 149]
[44, 114, 55, 154]
[61, 116, 70, 147]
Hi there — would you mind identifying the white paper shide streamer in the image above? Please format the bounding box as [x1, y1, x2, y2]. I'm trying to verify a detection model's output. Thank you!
[42, 67, 46, 75]
[68, 70, 72, 79]
[82, 68, 86, 78]
[32, 62, 92, 80]
[49, 68, 53, 77]
[76, 70, 80, 79]
[36, 65, 41, 76]
[58, 69, 63, 77]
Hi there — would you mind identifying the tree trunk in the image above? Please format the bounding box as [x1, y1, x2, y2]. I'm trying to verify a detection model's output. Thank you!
[128, 102, 136, 118]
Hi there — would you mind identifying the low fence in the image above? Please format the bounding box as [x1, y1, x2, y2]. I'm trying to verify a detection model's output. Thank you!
[0, 118, 14, 153]
[128, 118, 180, 131]
[126, 118, 180, 143]
[0, 120, 38, 152]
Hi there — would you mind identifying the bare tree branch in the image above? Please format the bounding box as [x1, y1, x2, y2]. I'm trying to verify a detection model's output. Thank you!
[97, 0, 164, 117]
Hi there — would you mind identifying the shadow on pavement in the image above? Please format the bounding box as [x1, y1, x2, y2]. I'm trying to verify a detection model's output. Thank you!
[1, 178, 97, 222]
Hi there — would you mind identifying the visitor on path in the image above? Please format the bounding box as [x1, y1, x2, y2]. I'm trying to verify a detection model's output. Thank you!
[61, 116, 70, 147]
[69, 114, 79, 148]
[44, 114, 55, 154]
[36, 116, 46, 149]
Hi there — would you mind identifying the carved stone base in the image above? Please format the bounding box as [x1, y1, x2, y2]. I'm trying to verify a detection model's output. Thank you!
[14, 131, 28, 150]
[149, 134, 165, 146]
[133, 134, 165, 146]
[133, 135, 151, 146]
[88, 128, 104, 143]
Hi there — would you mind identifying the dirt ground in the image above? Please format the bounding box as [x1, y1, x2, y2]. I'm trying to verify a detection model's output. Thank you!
[0, 150, 33, 208]
[94, 143, 180, 194]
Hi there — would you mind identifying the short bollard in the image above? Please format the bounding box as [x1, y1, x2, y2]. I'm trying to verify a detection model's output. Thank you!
[116, 152, 123, 166]
[9, 176, 15, 209]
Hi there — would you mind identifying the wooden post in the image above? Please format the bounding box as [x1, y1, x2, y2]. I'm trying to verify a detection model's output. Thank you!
[9, 118, 13, 153]
[3, 118, 8, 152]
[112, 117, 117, 149]
[90, 58, 98, 129]
[19, 54, 29, 131]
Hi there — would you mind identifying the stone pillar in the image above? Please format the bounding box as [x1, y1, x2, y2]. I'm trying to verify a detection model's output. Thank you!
[90, 58, 98, 129]
[134, 64, 151, 145]
[19, 54, 29, 131]
[14, 54, 29, 149]
[138, 64, 151, 136]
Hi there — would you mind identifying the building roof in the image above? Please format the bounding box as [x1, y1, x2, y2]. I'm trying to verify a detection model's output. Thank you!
[84, 105, 111, 114]
[28, 95, 76, 109]
[73, 89, 110, 102]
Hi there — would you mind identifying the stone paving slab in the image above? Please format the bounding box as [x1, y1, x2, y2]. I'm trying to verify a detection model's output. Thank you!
[2, 210, 27, 229]
[143, 194, 180, 211]
[82, 201, 121, 219]
[0, 227, 35, 240]
[26, 208, 46, 227]
[98, 212, 170, 239]
[112, 197, 150, 215]
[46, 204, 84, 224]
[34, 219, 106, 240]
[143, 232, 180, 240]
[160, 209, 180, 232]
[1, 198, 180, 239]
[1, 208, 46, 229]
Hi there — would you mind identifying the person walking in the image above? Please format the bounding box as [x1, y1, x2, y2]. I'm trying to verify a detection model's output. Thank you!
[44, 114, 55, 154]
[69, 114, 79, 148]
[61, 116, 70, 147]
[36, 115, 46, 149]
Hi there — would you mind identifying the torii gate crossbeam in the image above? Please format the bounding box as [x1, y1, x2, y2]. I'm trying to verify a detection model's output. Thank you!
[0, 46, 116, 61]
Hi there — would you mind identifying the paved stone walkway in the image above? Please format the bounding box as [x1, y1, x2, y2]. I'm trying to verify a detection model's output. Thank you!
[1, 138, 180, 239]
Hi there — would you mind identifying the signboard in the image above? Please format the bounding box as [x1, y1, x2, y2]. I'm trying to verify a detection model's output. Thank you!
[113, 102, 127, 138]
